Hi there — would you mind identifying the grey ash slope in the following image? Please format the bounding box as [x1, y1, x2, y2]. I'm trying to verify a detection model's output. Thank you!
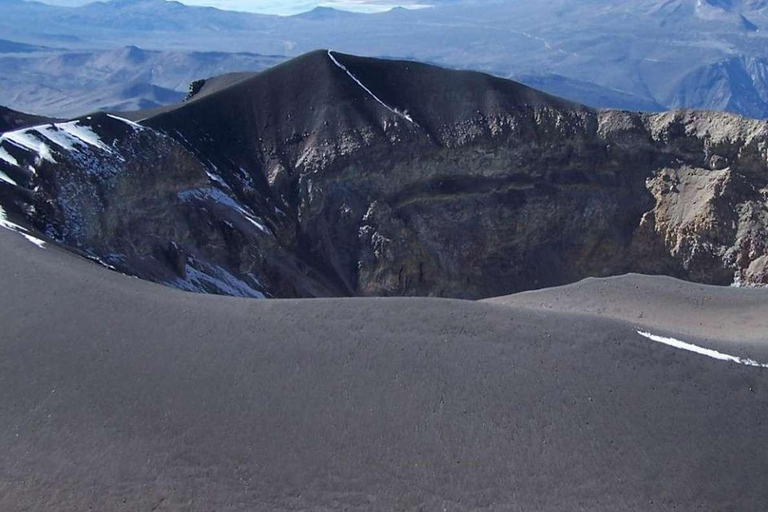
[1, 226, 768, 511]
[3, 50, 768, 298]
[488, 273, 768, 343]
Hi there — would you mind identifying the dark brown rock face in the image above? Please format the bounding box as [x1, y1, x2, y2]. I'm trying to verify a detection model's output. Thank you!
[1, 51, 767, 298]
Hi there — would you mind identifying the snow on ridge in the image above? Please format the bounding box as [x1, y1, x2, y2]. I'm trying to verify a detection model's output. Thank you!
[0, 120, 114, 164]
[0, 169, 17, 187]
[0, 147, 18, 185]
[0, 147, 20, 168]
[1, 130, 56, 164]
[55, 121, 114, 154]
[327, 50, 415, 124]
[637, 330, 768, 368]
[106, 114, 146, 131]
[36, 125, 80, 153]
[0, 205, 46, 248]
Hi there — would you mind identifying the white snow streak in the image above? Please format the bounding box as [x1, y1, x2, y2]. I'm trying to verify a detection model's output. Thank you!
[172, 264, 266, 299]
[35, 125, 79, 152]
[0, 149, 18, 186]
[0, 120, 113, 164]
[106, 114, 146, 131]
[243, 215, 270, 234]
[55, 121, 114, 153]
[0, 205, 45, 248]
[206, 170, 228, 188]
[2, 130, 56, 163]
[20, 232, 46, 248]
[0, 147, 19, 168]
[0, 170, 17, 186]
[637, 330, 768, 368]
[327, 50, 414, 124]
[179, 188, 272, 236]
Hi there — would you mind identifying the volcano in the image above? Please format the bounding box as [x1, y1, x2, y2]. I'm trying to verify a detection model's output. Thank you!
[1, 50, 768, 299]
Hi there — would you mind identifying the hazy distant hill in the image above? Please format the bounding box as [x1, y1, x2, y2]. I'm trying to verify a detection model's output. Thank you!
[1, 0, 768, 117]
[0, 45, 284, 117]
[291, 6, 365, 20]
[668, 56, 768, 117]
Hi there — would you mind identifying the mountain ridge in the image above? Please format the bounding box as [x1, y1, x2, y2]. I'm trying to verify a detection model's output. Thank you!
[2, 0, 768, 119]
[2, 51, 768, 298]
[0, 44, 285, 118]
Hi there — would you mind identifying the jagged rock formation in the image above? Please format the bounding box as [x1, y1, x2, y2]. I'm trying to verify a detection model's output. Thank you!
[185, 79, 207, 102]
[1, 51, 767, 298]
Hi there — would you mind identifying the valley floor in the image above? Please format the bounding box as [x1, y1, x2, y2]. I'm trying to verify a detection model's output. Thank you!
[1, 228, 767, 510]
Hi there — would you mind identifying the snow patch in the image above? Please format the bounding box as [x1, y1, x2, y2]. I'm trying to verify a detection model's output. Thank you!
[0, 147, 19, 168]
[0, 205, 45, 249]
[1, 130, 56, 163]
[106, 114, 146, 131]
[172, 264, 266, 298]
[0, 120, 114, 164]
[56, 121, 114, 153]
[243, 216, 270, 233]
[327, 50, 415, 124]
[0, 170, 17, 187]
[36, 124, 81, 152]
[637, 330, 768, 368]
[179, 187, 272, 236]
[20, 232, 46, 248]
[206, 170, 228, 188]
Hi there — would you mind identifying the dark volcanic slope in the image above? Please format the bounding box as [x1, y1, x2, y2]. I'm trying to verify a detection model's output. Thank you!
[0, 105, 57, 132]
[2, 50, 768, 299]
[116, 71, 262, 122]
[2, 227, 768, 511]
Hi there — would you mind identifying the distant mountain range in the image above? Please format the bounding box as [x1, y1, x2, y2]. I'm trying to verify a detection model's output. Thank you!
[0, 45, 284, 117]
[1, 0, 768, 118]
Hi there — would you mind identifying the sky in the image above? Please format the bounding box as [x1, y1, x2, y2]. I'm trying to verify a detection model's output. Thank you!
[178, 0, 432, 14]
[35, 0, 435, 14]
[229, 1, 432, 14]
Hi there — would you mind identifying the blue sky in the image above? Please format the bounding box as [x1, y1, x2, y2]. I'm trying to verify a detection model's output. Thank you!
[203, 1, 433, 14]
[38, 0, 435, 14]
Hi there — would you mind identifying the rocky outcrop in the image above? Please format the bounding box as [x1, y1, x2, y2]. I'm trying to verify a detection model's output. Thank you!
[184, 79, 206, 102]
[632, 111, 768, 287]
[1, 51, 767, 298]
